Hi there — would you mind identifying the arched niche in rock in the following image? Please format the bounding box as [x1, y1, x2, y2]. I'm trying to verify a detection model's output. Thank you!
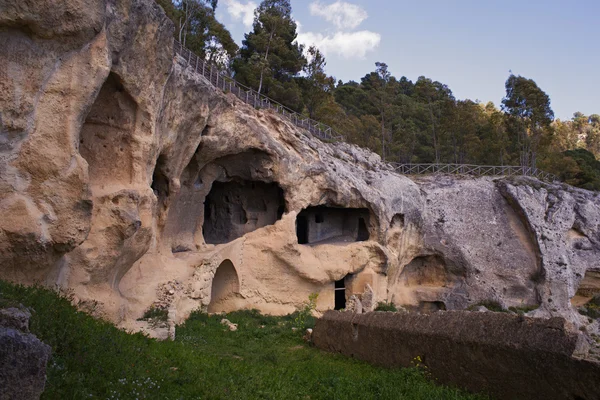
[208, 259, 240, 313]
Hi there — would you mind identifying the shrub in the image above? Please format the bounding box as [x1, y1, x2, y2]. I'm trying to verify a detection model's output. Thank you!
[375, 301, 398, 312]
[293, 293, 318, 329]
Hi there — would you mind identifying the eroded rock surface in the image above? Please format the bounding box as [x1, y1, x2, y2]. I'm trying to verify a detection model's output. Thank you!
[1, 0, 599, 338]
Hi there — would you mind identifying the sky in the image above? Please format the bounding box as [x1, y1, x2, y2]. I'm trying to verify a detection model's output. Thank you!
[216, 0, 600, 120]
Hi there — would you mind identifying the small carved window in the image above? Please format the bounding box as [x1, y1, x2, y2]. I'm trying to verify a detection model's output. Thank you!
[315, 214, 324, 223]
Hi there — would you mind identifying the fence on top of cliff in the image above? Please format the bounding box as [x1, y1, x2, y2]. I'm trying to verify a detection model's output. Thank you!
[173, 41, 559, 183]
[174, 40, 344, 142]
[389, 163, 558, 182]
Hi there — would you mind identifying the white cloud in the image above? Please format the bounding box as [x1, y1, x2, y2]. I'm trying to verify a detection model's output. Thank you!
[223, 0, 257, 28]
[309, 1, 368, 30]
[297, 30, 381, 59]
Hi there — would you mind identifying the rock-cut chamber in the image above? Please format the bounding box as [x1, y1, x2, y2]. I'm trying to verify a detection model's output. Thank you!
[296, 206, 370, 245]
[203, 180, 285, 244]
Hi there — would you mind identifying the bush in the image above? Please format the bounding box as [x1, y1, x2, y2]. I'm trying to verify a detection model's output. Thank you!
[293, 293, 318, 329]
[375, 301, 398, 312]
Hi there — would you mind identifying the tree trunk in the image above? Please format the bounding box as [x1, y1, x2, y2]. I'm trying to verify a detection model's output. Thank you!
[428, 102, 439, 164]
[258, 29, 276, 95]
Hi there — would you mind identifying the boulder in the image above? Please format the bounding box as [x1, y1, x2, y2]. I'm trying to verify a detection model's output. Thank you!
[0, 305, 51, 400]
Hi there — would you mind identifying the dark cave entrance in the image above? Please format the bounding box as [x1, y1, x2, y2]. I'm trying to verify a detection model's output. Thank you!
[296, 215, 309, 245]
[357, 217, 369, 241]
[151, 154, 169, 208]
[203, 180, 286, 244]
[295, 206, 371, 245]
[335, 278, 346, 310]
[419, 301, 447, 313]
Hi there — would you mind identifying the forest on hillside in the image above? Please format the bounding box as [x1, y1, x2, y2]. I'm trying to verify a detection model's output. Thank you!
[156, 0, 600, 191]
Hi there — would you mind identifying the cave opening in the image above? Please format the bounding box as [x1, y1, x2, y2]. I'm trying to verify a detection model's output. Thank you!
[419, 301, 447, 313]
[335, 278, 346, 310]
[295, 206, 371, 245]
[203, 180, 285, 244]
[151, 155, 169, 207]
[296, 215, 309, 244]
[207, 259, 240, 313]
[357, 217, 369, 241]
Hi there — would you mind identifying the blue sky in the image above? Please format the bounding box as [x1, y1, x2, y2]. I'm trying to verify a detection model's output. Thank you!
[216, 0, 600, 120]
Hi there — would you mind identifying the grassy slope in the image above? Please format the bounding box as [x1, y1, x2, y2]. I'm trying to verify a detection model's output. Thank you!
[0, 281, 486, 400]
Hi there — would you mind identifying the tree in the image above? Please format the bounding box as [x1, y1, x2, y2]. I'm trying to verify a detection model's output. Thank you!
[361, 62, 394, 160]
[233, 0, 306, 110]
[157, 0, 238, 68]
[413, 77, 455, 163]
[586, 114, 600, 158]
[300, 46, 335, 119]
[501, 74, 554, 169]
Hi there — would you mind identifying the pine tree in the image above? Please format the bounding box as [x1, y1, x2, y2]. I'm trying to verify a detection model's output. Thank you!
[233, 0, 306, 110]
[501, 74, 554, 169]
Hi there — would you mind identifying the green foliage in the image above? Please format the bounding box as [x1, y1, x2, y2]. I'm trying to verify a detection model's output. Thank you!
[501, 74, 554, 169]
[579, 295, 600, 319]
[138, 306, 169, 327]
[507, 305, 539, 315]
[293, 292, 318, 329]
[0, 280, 487, 399]
[561, 149, 600, 191]
[233, 0, 306, 110]
[375, 301, 398, 312]
[467, 300, 506, 313]
[157, 0, 238, 69]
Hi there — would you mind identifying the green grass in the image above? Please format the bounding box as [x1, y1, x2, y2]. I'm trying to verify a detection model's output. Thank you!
[0, 280, 486, 400]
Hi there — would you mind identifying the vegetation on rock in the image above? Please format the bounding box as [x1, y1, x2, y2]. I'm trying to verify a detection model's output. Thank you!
[374, 301, 398, 312]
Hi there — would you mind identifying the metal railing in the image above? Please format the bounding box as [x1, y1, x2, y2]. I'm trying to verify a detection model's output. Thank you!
[173, 41, 558, 182]
[174, 40, 344, 142]
[389, 163, 558, 182]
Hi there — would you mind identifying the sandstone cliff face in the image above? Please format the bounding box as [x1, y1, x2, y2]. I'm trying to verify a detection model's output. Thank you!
[1, 0, 599, 335]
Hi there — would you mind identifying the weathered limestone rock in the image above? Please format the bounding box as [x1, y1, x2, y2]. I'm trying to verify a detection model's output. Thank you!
[361, 284, 376, 312]
[0, 305, 51, 400]
[0, 0, 599, 339]
[345, 295, 362, 314]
